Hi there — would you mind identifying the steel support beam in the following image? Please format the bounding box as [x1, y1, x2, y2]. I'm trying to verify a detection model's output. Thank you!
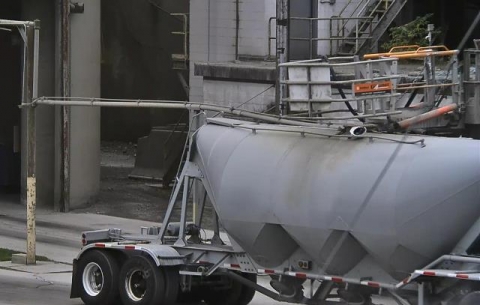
[60, 0, 71, 212]
[276, 0, 289, 115]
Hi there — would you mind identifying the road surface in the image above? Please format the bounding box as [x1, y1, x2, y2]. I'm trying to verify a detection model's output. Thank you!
[0, 265, 282, 305]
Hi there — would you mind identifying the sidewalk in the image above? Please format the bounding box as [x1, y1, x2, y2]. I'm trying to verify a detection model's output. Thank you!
[0, 200, 160, 264]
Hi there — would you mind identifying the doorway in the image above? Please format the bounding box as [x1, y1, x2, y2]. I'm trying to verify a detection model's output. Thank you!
[0, 2, 22, 198]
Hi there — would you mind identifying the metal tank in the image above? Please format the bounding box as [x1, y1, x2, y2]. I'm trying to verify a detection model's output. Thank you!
[194, 119, 480, 281]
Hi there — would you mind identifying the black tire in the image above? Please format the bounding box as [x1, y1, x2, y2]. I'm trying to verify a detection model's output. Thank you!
[460, 291, 480, 305]
[177, 289, 203, 304]
[163, 266, 180, 305]
[119, 255, 166, 305]
[78, 250, 120, 305]
[202, 277, 243, 305]
[177, 284, 204, 304]
[237, 273, 257, 305]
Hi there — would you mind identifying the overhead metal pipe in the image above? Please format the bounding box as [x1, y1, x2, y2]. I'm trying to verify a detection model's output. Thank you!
[33, 97, 328, 128]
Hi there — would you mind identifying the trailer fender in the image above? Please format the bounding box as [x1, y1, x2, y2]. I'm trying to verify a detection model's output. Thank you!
[76, 243, 185, 267]
[139, 243, 185, 266]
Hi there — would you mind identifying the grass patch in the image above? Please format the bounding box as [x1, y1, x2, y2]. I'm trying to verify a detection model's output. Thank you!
[0, 248, 50, 262]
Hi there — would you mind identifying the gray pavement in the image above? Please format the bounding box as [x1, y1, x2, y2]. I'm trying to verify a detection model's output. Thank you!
[0, 261, 81, 305]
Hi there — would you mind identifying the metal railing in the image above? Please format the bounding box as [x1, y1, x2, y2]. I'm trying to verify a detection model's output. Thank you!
[278, 57, 402, 116]
[267, 16, 373, 59]
[279, 47, 462, 122]
[267, 1, 401, 58]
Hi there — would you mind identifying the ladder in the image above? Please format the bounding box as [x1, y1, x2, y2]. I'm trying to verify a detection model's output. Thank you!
[170, 13, 190, 97]
[171, 13, 189, 71]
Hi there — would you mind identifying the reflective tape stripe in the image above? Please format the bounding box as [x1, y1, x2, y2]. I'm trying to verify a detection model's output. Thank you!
[287, 272, 307, 279]
[258, 269, 276, 274]
[224, 263, 241, 269]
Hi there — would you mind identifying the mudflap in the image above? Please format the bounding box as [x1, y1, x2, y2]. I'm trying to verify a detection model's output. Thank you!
[70, 259, 80, 298]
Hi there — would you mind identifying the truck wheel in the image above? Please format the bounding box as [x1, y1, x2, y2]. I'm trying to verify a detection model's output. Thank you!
[203, 277, 243, 305]
[119, 255, 166, 305]
[78, 250, 120, 305]
[460, 291, 480, 305]
[238, 273, 257, 305]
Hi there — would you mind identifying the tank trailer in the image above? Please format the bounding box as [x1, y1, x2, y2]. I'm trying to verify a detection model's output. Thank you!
[70, 46, 480, 305]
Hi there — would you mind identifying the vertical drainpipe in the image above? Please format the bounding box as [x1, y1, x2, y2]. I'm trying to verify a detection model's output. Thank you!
[235, 0, 240, 60]
[55, 0, 70, 212]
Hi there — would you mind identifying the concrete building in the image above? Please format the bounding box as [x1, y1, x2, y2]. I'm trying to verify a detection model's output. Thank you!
[0, 0, 101, 211]
[0, 0, 190, 211]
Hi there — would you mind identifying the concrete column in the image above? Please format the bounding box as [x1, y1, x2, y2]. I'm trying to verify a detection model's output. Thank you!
[69, 0, 101, 209]
[22, 0, 56, 208]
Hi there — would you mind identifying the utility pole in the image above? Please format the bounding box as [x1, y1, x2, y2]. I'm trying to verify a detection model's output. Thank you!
[26, 20, 40, 265]
[275, 0, 289, 115]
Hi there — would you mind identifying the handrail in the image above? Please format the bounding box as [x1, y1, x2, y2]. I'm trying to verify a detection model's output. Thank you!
[335, 0, 368, 37]
[337, 0, 357, 18]
[364, 45, 458, 60]
[268, 16, 374, 58]
[279, 56, 397, 67]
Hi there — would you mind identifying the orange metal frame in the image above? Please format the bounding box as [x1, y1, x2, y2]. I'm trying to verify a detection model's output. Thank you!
[364, 45, 458, 60]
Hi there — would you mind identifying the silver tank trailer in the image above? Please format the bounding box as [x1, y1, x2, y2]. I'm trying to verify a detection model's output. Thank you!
[194, 120, 480, 281]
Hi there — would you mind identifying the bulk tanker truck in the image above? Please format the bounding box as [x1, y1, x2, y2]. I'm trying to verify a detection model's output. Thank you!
[69, 47, 480, 305]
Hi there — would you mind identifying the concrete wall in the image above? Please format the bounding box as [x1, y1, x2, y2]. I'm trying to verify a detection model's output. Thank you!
[22, 0, 56, 208]
[190, 0, 235, 104]
[317, 0, 363, 56]
[203, 80, 275, 113]
[238, 0, 276, 57]
[68, 0, 101, 209]
[190, 0, 277, 104]
[101, 0, 188, 141]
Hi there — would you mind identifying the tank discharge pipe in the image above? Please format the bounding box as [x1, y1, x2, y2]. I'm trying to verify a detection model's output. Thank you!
[395, 104, 458, 130]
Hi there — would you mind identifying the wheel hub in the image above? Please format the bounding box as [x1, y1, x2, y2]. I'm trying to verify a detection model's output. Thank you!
[126, 269, 147, 301]
[82, 262, 104, 297]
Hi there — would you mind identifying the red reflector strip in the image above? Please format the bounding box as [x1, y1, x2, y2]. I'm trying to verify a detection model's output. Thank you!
[95, 243, 105, 248]
[423, 271, 436, 276]
[332, 277, 343, 283]
[124, 245, 136, 250]
[456, 274, 469, 279]
[230, 264, 240, 269]
[264, 269, 275, 274]
[295, 273, 307, 279]
[368, 282, 380, 288]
